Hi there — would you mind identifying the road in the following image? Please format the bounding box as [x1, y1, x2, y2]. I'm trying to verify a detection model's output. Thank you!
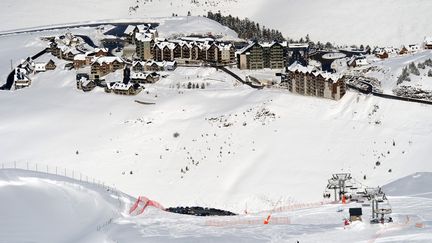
[0, 21, 159, 37]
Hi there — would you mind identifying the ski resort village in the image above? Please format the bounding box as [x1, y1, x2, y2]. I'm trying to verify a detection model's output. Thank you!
[1, 0, 432, 242]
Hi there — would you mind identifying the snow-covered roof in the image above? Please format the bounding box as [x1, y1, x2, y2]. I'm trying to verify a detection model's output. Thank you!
[14, 68, 31, 81]
[95, 48, 109, 53]
[287, 62, 316, 74]
[74, 54, 86, 61]
[180, 37, 214, 43]
[287, 62, 342, 83]
[238, 42, 259, 55]
[135, 32, 153, 42]
[34, 63, 46, 71]
[356, 58, 369, 66]
[145, 60, 165, 67]
[425, 37, 432, 45]
[155, 42, 177, 50]
[124, 25, 137, 35]
[288, 43, 309, 49]
[218, 43, 234, 51]
[131, 72, 148, 79]
[165, 61, 176, 66]
[79, 76, 92, 87]
[108, 82, 133, 91]
[93, 56, 124, 65]
[322, 52, 346, 60]
[132, 61, 145, 67]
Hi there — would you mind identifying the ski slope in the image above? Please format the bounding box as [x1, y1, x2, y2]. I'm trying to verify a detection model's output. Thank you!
[1, 27, 432, 214]
[1, 3, 432, 241]
[1, 0, 432, 45]
[1, 169, 431, 242]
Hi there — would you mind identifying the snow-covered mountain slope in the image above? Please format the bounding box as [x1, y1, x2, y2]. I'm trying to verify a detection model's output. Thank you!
[384, 172, 432, 198]
[1, 28, 432, 213]
[1, 169, 431, 243]
[1, 0, 432, 46]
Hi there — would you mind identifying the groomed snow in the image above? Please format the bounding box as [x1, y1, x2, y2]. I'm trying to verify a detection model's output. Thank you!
[1, 169, 431, 242]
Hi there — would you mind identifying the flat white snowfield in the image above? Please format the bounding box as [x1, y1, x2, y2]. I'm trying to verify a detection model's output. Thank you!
[1, 0, 432, 45]
[0, 169, 431, 243]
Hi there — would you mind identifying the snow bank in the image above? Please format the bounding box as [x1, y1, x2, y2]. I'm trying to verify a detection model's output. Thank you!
[0, 169, 132, 243]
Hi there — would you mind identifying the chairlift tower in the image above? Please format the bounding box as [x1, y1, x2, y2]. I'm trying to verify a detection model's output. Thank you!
[326, 173, 353, 201]
[364, 187, 391, 222]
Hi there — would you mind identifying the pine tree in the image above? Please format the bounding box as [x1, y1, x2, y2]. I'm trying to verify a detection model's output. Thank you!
[409, 62, 420, 76]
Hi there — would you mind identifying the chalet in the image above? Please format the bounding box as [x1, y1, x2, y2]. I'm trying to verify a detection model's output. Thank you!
[218, 43, 236, 65]
[32, 59, 56, 73]
[132, 61, 146, 72]
[14, 68, 31, 90]
[146, 72, 160, 83]
[153, 42, 176, 61]
[50, 42, 61, 58]
[45, 60, 56, 70]
[59, 32, 80, 46]
[73, 54, 87, 69]
[347, 57, 369, 68]
[191, 44, 200, 60]
[105, 82, 142, 95]
[285, 62, 346, 100]
[399, 46, 408, 55]
[90, 57, 125, 80]
[162, 44, 175, 61]
[376, 52, 389, 59]
[173, 44, 182, 59]
[237, 42, 264, 70]
[265, 42, 285, 69]
[124, 24, 158, 44]
[76, 75, 96, 92]
[408, 44, 421, 53]
[145, 60, 164, 71]
[181, 43, 191, 59]
[151, 39, 235, 65]
[34, 63, 47, 72]
[19, 58, 35, 74]
[59, 46, 81, 61]
[206, 43, 219, 63]
[153, 44, 163, 61]
[124, 25, 140, 44]
[131, 72, 148, 84]
[164, 61, 177, 71]
[237, 42, 286, 70]
[287, 43, 309, 66]
[424, 37, 432, 49]
[94, 48, 109, 57]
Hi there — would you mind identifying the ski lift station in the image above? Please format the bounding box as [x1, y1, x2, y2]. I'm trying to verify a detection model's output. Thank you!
[324, 173, 393, 224]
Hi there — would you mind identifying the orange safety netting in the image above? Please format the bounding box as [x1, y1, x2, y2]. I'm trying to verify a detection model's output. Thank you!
[129, 196, 165, 215]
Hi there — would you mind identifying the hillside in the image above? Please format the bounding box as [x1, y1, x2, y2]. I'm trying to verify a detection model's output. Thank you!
[1, 26, 432, 213]
[1, 0, 432, 46]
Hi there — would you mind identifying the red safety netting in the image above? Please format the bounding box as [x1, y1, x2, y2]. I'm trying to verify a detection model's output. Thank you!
[129, 196, 165, 215]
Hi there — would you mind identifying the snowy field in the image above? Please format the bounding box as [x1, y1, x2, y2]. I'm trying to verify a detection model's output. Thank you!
[1, 3, 432, 242]
[1, 169, 431, 243]
[1, 0, 432, 46]
[1, 28, 432, 214]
